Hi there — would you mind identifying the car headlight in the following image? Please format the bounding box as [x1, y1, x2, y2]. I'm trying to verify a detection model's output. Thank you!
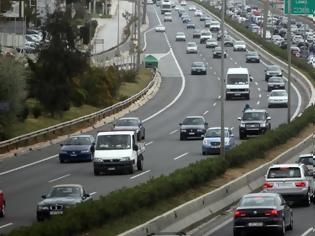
[94, 158, 103, 162]
[260, 123, 266, 127]
[181, 129, 187, 133]
[37, 205, 49, 210]
[121, 156, 130, 161]
[81, 149, 90, 153]
[197, 129, 204, 132]
[240, 123, 245, 127]
[203, 139, 209, 145]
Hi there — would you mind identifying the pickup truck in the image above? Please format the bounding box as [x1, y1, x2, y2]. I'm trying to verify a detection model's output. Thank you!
[93, 131, 145, 175]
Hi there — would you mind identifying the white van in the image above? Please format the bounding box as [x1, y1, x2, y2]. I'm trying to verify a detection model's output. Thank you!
[209, 20, 220, 32]
[225, 68, 252, 100]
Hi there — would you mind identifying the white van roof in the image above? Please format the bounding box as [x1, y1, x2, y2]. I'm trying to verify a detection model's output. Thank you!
[227, 68, 249, 74]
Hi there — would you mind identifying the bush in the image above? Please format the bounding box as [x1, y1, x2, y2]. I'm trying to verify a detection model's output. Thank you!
[16, 106, 29, 121]
[32, 105, 42, 118]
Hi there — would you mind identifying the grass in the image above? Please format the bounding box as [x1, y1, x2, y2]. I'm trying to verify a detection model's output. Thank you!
[6, 68, 153, 139]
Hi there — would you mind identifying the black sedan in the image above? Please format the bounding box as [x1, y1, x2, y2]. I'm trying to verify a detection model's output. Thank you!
[179, 116, 208, 140]
[112, 116, 145, 140]
[36, 184, 91, 221]
[59, 135, 95, 163]
[233, 193, 293, 236]
[191, 62, 207, 75]
[267, 76, 285, 92]
[246, 51, 260, 63]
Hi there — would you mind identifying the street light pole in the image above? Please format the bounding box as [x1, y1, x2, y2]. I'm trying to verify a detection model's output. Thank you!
[287, 0, 291, 123]
[136, 0, 141, 70]
[116, 0, 120, 56]
[220, 0, 225, 159]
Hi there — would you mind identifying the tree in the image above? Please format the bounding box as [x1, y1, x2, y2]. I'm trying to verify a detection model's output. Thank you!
[28, 10, 89, 116]
[0, 0, 13, 14]
[0, 57, 28, 140]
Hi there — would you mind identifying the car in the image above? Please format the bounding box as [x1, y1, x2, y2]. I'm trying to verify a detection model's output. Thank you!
[233, 193, 293, 236]
[223, 35, 234, 47]
[265, 65, 282, 81]
[204, 20, 211, 28]
[202, 127, 235, 155]
[155, 25, 166, 32]
[194, 10, 202, 16]
[191, 61, 207, 75]
[59, 135, 95, 163]
[178, 8, 185, 17]
[200, 15, 210, 21]
[186, 23, 195, 29]
[175, 32, 186, 41]
[200, 29, 212, 43]
[213, 46, 227, 58]
[233, 40, 246, 51]
[238, 109, 271, 139]
[0, 190, 5, 217]
[268, 89, 288, 108]
[267, 76, 285, 92]
[180, 0, 187, 6]
[296, 154, 314, 172]
[112, 116, 145, 141]
[36, 184, 91, 221]
[192, 29, 201, 38]
[179, 116, 208, 140]
[188, 5, 196, 11]
[263, 163, 315, 206]
[164, 15, 173, 22]
[186, 42, 198, 54]
[182, 17, 191, 23]
[246, 51, 260, 63]
[206, 38, 218, 48]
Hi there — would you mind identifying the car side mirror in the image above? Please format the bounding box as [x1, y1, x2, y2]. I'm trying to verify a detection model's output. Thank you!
[83, 193, 90, 199]
[249, 76, 253, 82]
[133, 144, 139, 151]
[41, 194, 47, 199]
[237, 117, 242, 121]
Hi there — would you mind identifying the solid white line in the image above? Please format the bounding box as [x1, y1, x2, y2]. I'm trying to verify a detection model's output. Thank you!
[204, 217, 233, 236]
[145, 141, 154, 146]
[130, 170, 151, 179]
[301, 227, 314, 236]
[169, 130, 178, 135]
[90, 192, 97, 196]
[257, 87, 261, 91]
[0, 154, 58, 176]
[174, 152, 189, 160]
[48, 174, 71, 183]
[203, 110, 209, 115]
[142, 27, 155, 51]
[214, 71, 216, 75]
[0, 223, 13, 229]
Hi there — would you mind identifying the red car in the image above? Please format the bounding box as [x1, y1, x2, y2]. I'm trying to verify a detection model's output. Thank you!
[0, 190, 5, 217]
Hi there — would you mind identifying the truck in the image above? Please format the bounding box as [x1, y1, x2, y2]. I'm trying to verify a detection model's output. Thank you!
[161, 0, 172, 14]
[225, 67, 252, 100]
[93, 131, 145, 175]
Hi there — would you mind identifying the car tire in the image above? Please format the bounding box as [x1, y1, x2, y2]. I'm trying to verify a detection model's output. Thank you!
[137, 156, 143, 171]
[257, 59, 260, 63]
[286, 214, 293, 231]
[0, 205, 5, 217]
[226, 94, 230, 100]
[180, 134, 185, 140]
[202, 151, 207, 155]
[59, 159, 64, 163]
[277, 219, 286, 236]
[142, 130, 145, 140]
[303, 193, 311, 207]
[239, 133, 246, 140]
[94, 169, 100, 176]
[128, 165, 134, 174]
[137, 133, 141, 141]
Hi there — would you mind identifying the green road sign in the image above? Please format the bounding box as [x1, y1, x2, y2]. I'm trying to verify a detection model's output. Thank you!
[284, 0, 315, 14]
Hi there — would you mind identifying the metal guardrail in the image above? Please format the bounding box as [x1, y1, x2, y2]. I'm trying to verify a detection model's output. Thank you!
[0, 70, 158, 154]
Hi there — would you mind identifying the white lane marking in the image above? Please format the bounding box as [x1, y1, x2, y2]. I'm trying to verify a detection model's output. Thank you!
[90, 192, 97, 196]
[231, 127, 234, 130]
[259, 94, 262, 98]
[301, 227, 315, 236]
[48, 174, 71, 183]
[169, 130, 178, 135]
[0, 223, 13, 230]
[130, 170, 151, 179]
[203, 217, 233, 236]
[143, 8, 186, 123]
[234, 62, 237, 65]
[257, 87, 261, 91]
[209, 66, 212, 69]
[217, 77, 221, 80]
[0, 154, 58, 176]
[174, 152, 189, 160]
[213, 102, 217, 106]
[218, 95, 221, 99]
[257, 101, 260, 105]
[255, 81, 258, 86]
[145, 141, 154, 146]
[142, 27, 155, 51]
[230, 57, 233, 61]
[203, 110, 209, 115]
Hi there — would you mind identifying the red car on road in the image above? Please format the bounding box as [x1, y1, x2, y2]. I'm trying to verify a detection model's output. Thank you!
[0, 190, 5, 217]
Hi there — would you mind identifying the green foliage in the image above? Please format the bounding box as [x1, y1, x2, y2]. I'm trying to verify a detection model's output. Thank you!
[32, 105, 42, 118]
[80, 20, 98, 45]
[120, 69, 137, 83]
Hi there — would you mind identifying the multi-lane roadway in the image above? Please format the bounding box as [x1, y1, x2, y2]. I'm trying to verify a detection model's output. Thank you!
[0, 1, 312, 234]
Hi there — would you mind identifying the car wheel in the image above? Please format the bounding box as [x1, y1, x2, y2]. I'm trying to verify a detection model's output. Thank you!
[59, 158, 64, 163]
[286, 214, 293, 231]
[180, 134, 185, 140]
[277, 219, 285, 236]
[94, 169, 100, 176]
[225, 94, 230, 100]
[0, 205, 5, 217]
[257, 59, 260, 63]
[239, 133, 246, 140]
[303, 193, 311, 207]
[128, 164, 134, 174]
[202, 151, 207, 155]
[137, 156, 143, 171]
[142, 130, 145, 140]
[137, 133, 141, 141]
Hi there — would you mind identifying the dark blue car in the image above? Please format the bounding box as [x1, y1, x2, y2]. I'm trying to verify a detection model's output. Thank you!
[59, 135, 95, 163]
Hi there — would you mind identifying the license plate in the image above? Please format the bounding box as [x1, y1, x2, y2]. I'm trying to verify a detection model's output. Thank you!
[248, 222, 263, 227]
[70, 154, 77, 156]
[278, 183, 292, 188]
[108, 167, 116, 171]
[234, 93, 241, 96]
[50, 211, 63, 215]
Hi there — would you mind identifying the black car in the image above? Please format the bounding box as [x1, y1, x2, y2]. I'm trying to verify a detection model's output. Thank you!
[59, 135, 95, 163]
[200, 15, 210, 21]
[246, 51, 260, 63]
[238, 109, 271, 139]
[213, 46, 227, 58]
[112, 116, 145, 141]
[233, 193, 293, 236]
[36, 184, 91, 221]
[192, 29, 201, 38]
[265, 65, 282, 81]
[296, 154, 314, 172]
[191, 62, 207, 75]
[267, 76, 285, 91]
[179, 116, 208, 140]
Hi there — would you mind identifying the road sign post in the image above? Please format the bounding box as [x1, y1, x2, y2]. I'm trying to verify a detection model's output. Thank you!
[284, 0, 315, 15]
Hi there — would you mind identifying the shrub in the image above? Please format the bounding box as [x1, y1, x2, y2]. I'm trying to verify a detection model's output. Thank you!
[32, 105, 42, 118]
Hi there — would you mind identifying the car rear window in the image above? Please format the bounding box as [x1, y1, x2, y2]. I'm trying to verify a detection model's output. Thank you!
[298, 156, 314, 165]
[267, 167, 301, 178]
[240, 196, 276, 207]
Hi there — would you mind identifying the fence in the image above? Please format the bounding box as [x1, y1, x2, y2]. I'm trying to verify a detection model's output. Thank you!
[0, 33, 24, 48]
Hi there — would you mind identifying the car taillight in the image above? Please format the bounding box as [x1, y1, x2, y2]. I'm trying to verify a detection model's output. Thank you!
[263, 182, 273, 188]
[265, 209, 279, 216]
[234, 210, 246, 217]
[295, 181, 306, 187]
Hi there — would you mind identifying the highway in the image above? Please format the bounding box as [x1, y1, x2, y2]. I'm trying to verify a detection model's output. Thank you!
[0, 1, 311, 234]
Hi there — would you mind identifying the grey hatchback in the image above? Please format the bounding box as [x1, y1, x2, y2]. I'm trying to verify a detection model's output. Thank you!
[179, 116, 208, 140]
[191, 62, 207, 75]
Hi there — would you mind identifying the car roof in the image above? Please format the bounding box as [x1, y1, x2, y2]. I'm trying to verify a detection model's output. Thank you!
[242, 192, 280, 198]
[269, 163, 301, 168]
[243, 109, 266, 113]
[70, 134, 93, 138]
[97, 131, 135, 136]
[207, 127, 230, 130]
[52, 184, 83, 188]
[298, 153, 314, 158]
[227, 67, 249, 74]
[118, 117, 140, 121]
[185, 115, 204, 119]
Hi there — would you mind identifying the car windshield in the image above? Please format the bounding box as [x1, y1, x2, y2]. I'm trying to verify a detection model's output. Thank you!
[192, 62, 204, 67]
[267, 65, 281, 72]
[269, 77, 283, 83]
[227, 74, 248, 85]
[48, 186, 82, 198]
[271, 90, 287, 96]
[182, 117, 204, 125]
[214, 47, 222, 51]
[298, 156, 314, 165]
[235, 41, 245, 46]
[188, 42, 196, 47]
[115, 119, 139, 126]
[64, 136, 91, 145]
[247, 51, 257, 56]
[243, 112, 266, 121]
[201, 31, 211, 36]
[205, 129, 229, 138]
[96, 134, 131, 150]
[177, 32, 184, 36]
[240, 196, 276, 207]
[207, 39, 216, 42]
[267, 167, 301, 178]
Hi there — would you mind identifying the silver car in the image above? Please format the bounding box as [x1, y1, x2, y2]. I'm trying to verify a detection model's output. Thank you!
[112, 117, 145, 141]
[263, 163, 315, 206]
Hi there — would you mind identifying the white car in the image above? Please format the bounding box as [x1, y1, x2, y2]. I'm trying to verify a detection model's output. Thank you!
[188, 5, 196, 11]
[180, 0, 187, 6]
[194, 10, 202, 16]
[233, 40, 246, 51]
[206, 38, 218, 48]
[268, 89, 288, 108]
[186, 42, 198, 53]
[175, 32, 186, 41]
[155, 25, 166, 32]
[164, 15, 173, 22]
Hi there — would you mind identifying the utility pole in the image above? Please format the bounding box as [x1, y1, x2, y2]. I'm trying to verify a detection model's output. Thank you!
[136, 0, 141, 71]
[142, 0, 147, 24]
[116, 0, 120, 56]
[262, 0, 268, 39]
[287, 0, 291, 123]
[220, 0, 225, 159]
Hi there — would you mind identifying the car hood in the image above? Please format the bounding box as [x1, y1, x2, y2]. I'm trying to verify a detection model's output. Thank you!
[61, 145, 91, 151]
[181, 124, 205, 129]
[38, 197, 81, 206]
